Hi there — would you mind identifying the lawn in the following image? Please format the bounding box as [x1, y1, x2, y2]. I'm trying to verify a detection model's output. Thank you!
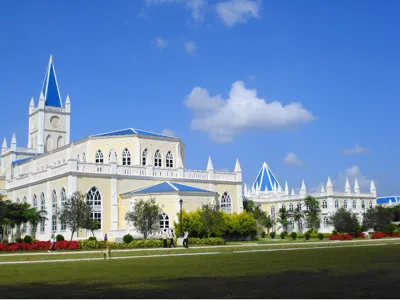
[0, 242, 399, 298]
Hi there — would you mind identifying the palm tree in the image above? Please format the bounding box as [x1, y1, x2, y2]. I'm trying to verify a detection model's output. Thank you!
[26, 208, 48, 240]
[303, 195, 321, 230]
[277, 207, 290, 232]
[292, 207, 304, 233]
[263, 215, 274, 235]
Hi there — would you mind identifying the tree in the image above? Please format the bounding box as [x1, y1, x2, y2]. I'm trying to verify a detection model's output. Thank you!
[329, 208, 360, 234]
[277, 207, 289, 231]
[125, 198, 162, 239]
[26, 207, 48, 240]
[243, 197, 255, 213]
[263, 215, 274, 235]
[58, 191, 92, 241]
[292, 207, 304, 233]
[363, 206, 393, 231]
[8, 202, 31, 239]
[303, 195, 321, 230]
[199, 204, 225, 237]
[85, 220, 100, 237]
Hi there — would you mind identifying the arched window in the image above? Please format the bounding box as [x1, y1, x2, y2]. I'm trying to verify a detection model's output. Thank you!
[77, 154, 80, 162]
[289, 203, 294, 212]
[95, 150, 104, 164]
[22, 197, 27, 234]
[23, 197, 27, 203]
[46, 135, 53, 152]
[108, 149, 117, 163]
[60, 188, 67, 231]
[52, 190, 57, 232]
[122, 148, 131, 166]
[86, 187, 102, 229]
[16, 197, 20, 204]
[271, 206, 275, 221]
[57, 136, 64, 148]
[353, 200, 357, 209]
[159, 213, 170, 232]
[40, 193, 46, 233]
[361, 200, 365, 209]
[322, 199, 327, 209]
[142, 149, 148, 166]
[344, 200, 348, 209]
[335, 199, 339, 209]
[297, 202, 302, 211]
[281, 204, 286, 210]
[299, 220, 303, 231]
[369, 200, 373, 208]
[221, 192, 232, 214]
[166, 151, 173, 168]
[82, 152, 86, 162]
[323, 216, 328, 228]
[154, 150, 162, 167]
[32, 195, 37, 209]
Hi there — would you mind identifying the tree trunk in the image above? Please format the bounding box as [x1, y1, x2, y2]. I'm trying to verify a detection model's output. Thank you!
[3, 225, 8, 244]
[70, 229, 75, 241]
[10, 226, 14, 243]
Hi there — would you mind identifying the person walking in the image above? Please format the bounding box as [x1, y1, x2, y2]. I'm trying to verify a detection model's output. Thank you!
[162, 230, 168, 248]
[48, 232, 56, 253]
[169, 229, 175, 248]
[104, 234, 108, 242]
[183, 230, 189, 249]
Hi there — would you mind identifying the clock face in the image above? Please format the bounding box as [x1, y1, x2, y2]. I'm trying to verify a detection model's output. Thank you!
[50, 116, 61, 128]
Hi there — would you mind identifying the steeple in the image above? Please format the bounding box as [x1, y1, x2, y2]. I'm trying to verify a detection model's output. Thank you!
[321, 184, 325, 193]
[300, 179, 306, 195]
[291, 188, 295, 196]
[2, 138, 7, 153]
[11, 133, 16, 150]
[326, 176, 333, 194]
[345, 178, 351, 193]
[370, 180, 376, 196]
[354, 178, 360, 194]
[41, 55, 63, 108]
[285, 181, 289, 195]
[234, 158, 241, 173]
[206, 156, 214, 171]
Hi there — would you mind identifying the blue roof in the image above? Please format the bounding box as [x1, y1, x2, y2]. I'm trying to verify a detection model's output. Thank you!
[12, 157, 34, 166]
[252, 162, 282, 192]
[376, 196, 400, 205]
[121, 181, 215, 196]
[41, 56, 63, 108]
[91, 128, 175, 138]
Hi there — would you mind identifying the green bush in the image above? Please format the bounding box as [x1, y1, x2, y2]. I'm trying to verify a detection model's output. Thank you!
[393, 227, 400, 234]
[251, 236, 259, 241]
[323, 233, 331, 238]
[270, 232, 276, 239]
[290, 232, 297, 240]
[88, 236, 97, 241]
[308, 229, 319, 239]
[261, 232, 266, 238]
[318, 233, 324, 240]
[332, 229, 338, 235]
[23, 235, 32, 244]
[56, 234, 65, 242]
[123, 234, 134, 244]
[15, 238, 23, 243]
[280, 232, 286, 239]
[382, 223, 397, 233]
[297, 233, 305, 239]
[305, 232, 311, 240]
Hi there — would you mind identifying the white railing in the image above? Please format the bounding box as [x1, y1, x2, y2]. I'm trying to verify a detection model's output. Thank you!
[77, 162, 112, 174]
[117, 166, 147, 176]
[184, 170, 209, 180]
[214, 171, 237, 182]
[153, 168, 178, 178]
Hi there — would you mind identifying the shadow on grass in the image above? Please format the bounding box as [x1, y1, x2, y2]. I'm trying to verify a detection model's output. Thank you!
[0, 269, 398, 298]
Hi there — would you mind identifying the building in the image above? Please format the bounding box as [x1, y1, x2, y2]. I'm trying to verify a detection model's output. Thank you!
[243, 162, 377, 233]
[375, 196, 400, 207]
[0, 56, 243, 241]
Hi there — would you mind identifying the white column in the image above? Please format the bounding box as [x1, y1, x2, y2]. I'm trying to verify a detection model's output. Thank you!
[134, 140, 140, 166]
[236, 184, 243, 213]
[111, 162, 118, 230]
[46, 181, 51, 236]
[37, 110, 45, 153]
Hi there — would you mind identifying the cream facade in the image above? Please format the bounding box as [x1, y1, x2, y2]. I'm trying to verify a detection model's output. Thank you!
[0, 56, 243, 241]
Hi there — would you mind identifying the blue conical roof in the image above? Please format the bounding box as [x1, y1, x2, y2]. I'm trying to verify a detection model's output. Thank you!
[41, 55, 63, 108]
[251, 162, 281, 192]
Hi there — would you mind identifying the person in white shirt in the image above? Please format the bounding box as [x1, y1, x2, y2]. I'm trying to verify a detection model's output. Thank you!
[48, 232, 56, 253]
[169, 229, 175, 248]
[183, 231, 189, 249]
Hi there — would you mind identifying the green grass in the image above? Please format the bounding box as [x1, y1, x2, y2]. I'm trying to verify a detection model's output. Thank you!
[0, 242, 399, 298]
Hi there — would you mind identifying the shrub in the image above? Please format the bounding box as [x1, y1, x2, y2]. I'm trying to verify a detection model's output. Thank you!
[290, 232, 297, 240]
[123, 234, 134, 244]
[329, 234, 353, 241]
[88, 236, 97, 241]
[270, 232, 276, 239]
[261, 232, 266, 238]
[308, 229, 319, 239]
[280, 232, 286, 239]
[323, 233, 331, 238]
[317, 233, 324, 240]
[371, 232, 386, 239]
[382, 223, 397, 233]
[297, 234, 305, 239]
[354, 232, 366, 238]
[332, 229, 338, 235]
[304, 232, 311, 240]
[23, 235, 32, 244]
[56, 234, 65, 242]
[15, 238, 23, 243]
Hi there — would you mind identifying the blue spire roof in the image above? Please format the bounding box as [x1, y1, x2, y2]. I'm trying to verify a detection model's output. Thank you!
[90, 128, 175, 139]
[376, 196, 400, 205]
[251, 162, 281, 192]
[121, 181, 215, 196]
[41, 55, 63, 108]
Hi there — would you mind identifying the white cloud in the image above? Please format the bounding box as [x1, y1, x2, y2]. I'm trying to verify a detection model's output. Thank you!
[342, 144, 369, 155]
[284, 153, 304, 166]
[338, 165, 371, 190]
[184, 81, 315, 143]
[216, 0, 260, 27]
[160, 128, 175, 137]
[153, 37, 168, 48]
[184, 41, 197, 55]
[145, 0, 207, 23]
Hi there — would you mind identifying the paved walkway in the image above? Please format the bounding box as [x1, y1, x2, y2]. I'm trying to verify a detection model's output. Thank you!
[0, 241, 398, 265]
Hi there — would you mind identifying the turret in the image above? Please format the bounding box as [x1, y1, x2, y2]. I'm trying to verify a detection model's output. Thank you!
[234, 158, 241, 173]
[291, 188, 295, 196]
[38, 91, 45, 109]
[300, 179, 306, 195]
[285, 181, 289, 195]
[11, 133, 16, 151]
[206, 156, 214, 171]
[65, 95, 71, 113]
[354, 178, 360, 195]
[2, 138, 7, 154]
[345, 177, 351, 194]
[321, 184, 325, 193]
[326, 176, 333, 194]
[370, 180, 376, 197]
[29, 97, 35, 113]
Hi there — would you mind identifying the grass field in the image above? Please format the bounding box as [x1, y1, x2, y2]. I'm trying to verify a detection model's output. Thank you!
[0, 240, 399, 298]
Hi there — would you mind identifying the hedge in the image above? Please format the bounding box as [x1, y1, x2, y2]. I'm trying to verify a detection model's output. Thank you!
[0, 241, 80, 252]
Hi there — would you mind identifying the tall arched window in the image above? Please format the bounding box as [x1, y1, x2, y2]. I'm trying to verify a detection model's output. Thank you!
[154, 150, 162, 167]
[142, 149, 148, 166]
[122, 148, 131, 166]
[299, 220, 303, 231]
[60, 188, 67, 231]
[22, 197, 27, 234]
[32, 195, 37, 209]
[289, 203, 294, 212]
[271, 205, 275, 221]
[361, 200, 365, 209]
[353, 200, 357, 209]
[344, 200, 348, 209]
[369, 200, 373, 208]
[77, 154, 80, 162]
[297, 202, 302, 211]
[323, 216, 328, 228]
[166, 151, 173, 168]
[52, 190, 57, 232]
[86, 187, 102, 229]
[221, 192, 232, 214]
[159, 213, 170, 232]
[335, 199, 339, 209]
[46, 135, 53, 152]
[95, 150, 104, 164]
[57, 136, 64, 148]
[40, 193, 46, 233]
[82, 152, 86, 162]
[16, 198, 20, 204]
[322, 199, 328, 209]
[281, 204, 286, 210]
[108, 149, 117, 163]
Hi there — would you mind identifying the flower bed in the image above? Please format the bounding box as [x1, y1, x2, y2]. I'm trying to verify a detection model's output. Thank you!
[371, 232, 400, 239]
[0, 240, 80, 252]
[329, 234, 354, 241]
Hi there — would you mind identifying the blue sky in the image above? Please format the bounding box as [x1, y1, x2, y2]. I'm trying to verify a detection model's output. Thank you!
[0, 0, 398, 196]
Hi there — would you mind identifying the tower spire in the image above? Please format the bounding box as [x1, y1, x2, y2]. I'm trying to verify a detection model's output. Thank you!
[41, 55, 63, 108]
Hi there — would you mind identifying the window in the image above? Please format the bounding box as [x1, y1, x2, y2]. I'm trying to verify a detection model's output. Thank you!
[108, 149, 117, 163]
[369, 201, 373, 208]
[322, 199, 327, 209]
[77, 154, 80, 162]
[142, 149, 148, 166]
[122, 148, 131, 166]
[335, 199, 339, 209]
[361, 200, 365, 209]
[289, 203, 294, 212]
[344, 200, 348, 209]
[323, 216, 328, 228]
[22, 197, 27, 234]
[57, 136, 64, 148]
[166, 151, 173, 168]
[299, 220, 303, 231]
[271, 206, 275, 221]
[40, 193, 46, 233]
[82, 152, 86, 162]
[52, 190, 57, 232]
[159, 213, 170, 232]
[297, 203, 302, 211]
[221, 192, 232, 214]
[95, 150, 104, 164]
[281, 204, 286, 210]
[353, 200, 357, 209]
[87, 187, 101, 229]
[32, 195, 37, 209]
[16, 198, 20, 204]
[154, 150, 162, 167]
[60, 188, 67, 230]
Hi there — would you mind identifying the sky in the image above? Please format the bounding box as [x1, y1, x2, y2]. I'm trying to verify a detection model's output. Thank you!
[0, 0, 398, 196]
